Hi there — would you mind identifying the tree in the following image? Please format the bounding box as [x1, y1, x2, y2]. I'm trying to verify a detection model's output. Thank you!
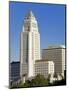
[54, 73, 58, 80]
[11, 74, 49, 88]
[30, 74, 49, 87]
[47, 74, 51, 82]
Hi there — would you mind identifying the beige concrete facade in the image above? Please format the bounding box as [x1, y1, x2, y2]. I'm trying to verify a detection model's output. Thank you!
[20, 11, 41, 78]
[35, 60, 54, 78]
[42, 45, 65, 77]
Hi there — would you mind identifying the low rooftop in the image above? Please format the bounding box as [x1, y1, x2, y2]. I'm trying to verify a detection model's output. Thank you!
[43, 45, 65, 50]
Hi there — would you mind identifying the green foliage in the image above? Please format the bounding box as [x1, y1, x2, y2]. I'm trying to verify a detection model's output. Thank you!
[47, 74, 51, 82]
[30, 74, 48, 87]
[11, 74, 49, 88]
[11, 73, 66, 88]
[54, 73, 57, 78]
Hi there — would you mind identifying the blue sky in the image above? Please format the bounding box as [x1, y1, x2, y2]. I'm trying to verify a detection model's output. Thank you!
[9, 1, 66, 62]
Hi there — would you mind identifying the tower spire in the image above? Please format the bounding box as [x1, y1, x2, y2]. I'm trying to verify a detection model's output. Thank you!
[25, 10, 36, 20]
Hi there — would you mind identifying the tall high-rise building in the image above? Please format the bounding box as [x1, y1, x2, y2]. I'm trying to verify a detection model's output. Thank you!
[20, 11, 41, 79]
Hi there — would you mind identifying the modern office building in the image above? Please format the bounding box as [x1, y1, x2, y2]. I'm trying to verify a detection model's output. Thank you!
[35, 60, 54, 78]
[10, 62, 20, 82]
[42, 45, 65, 77]
[20, 10, 41, 79]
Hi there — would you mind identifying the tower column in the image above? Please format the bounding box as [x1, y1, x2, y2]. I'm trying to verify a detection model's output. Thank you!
[28, 32, 34, 77]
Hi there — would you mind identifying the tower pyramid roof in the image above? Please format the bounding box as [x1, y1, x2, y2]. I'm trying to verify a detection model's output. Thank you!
[25, 10, 36, 20]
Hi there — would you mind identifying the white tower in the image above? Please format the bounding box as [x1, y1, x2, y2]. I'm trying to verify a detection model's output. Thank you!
[20, 10, 41, 79]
